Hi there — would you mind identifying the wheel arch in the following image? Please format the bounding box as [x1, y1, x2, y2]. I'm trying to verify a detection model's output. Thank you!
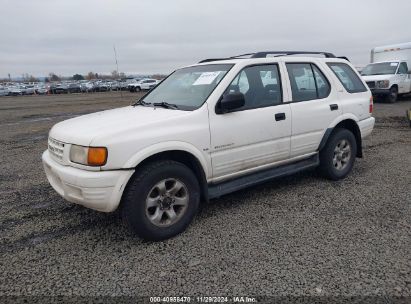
[319, 119, 362, 158]
[123, 144, 210, 203]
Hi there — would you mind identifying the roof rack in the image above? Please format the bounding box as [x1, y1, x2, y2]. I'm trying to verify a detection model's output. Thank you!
[251, 51, 336, 58]
[199, 51, 338, 63]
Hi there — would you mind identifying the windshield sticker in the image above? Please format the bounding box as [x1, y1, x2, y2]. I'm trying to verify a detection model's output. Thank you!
[390, 63, 398, 66]
[193, 71, 221, 85]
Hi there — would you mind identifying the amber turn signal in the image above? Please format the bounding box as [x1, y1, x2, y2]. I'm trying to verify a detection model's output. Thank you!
[87, 147, 108, 166]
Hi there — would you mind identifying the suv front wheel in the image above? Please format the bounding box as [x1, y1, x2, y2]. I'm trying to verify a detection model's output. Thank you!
[121, 160, 200, 241]
[319, 128, 357, 180]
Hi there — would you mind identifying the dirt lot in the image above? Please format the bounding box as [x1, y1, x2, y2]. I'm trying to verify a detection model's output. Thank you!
[0, 92, 410, 300]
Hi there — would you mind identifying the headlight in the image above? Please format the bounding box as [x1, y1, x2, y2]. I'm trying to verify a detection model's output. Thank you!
[70, 145, 107, 166]
[376, 80, 389, 88]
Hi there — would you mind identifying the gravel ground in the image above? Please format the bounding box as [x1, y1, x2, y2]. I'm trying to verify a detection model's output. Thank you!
[0, 92, 410, 301]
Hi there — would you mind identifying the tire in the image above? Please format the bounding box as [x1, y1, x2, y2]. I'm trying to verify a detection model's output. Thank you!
[319, 128, 357, 180]
[386, 86, 398, 103]
[121, 160, 200, 241]
[135, 86, 141, 92]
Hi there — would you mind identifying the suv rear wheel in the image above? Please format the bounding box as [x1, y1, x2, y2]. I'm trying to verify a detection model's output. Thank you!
[319, 128, 357, 180]
[121, 160, 200, 241]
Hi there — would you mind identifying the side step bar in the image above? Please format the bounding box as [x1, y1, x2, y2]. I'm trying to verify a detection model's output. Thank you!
[208, 154, 319, 199]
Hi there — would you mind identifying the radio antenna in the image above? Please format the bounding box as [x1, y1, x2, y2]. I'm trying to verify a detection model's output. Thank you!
[113, 44, 123, 98]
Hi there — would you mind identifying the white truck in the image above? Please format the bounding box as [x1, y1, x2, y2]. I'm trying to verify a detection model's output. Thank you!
[43, 51, 375, 240]
[362, 42, 411, 103]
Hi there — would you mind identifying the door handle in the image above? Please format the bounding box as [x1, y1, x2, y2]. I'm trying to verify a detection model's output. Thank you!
[275, 113, 286, 121]
[330, 104, 339, 111]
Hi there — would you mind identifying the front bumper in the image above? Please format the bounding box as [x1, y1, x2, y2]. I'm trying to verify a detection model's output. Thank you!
[370, 88, 390, 95]
[42, 150, 134, 212]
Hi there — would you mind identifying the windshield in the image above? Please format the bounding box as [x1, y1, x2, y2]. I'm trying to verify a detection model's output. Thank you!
[140, 64, 233, 110]
[361, 62, 398, 76]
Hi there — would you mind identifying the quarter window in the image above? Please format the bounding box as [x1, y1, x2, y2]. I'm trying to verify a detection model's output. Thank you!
[286, 63, 330, 101]
[223, 64, 282, 110]
[312, 65, 331, 99]
[327, 62, 367, 93]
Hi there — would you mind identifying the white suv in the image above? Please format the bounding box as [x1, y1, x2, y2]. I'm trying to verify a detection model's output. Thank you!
[42, 51, 375, 240]
[128, 78, 159, 92]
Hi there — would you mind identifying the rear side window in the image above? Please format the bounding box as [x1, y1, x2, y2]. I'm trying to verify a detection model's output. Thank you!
[312, 65, 331, 99]
[286, 63, 330, 102]
[327, 62, 367, 93]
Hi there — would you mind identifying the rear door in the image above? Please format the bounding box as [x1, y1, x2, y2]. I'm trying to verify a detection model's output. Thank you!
[285, 62, 342, 157]
[326, 62, 370, 121]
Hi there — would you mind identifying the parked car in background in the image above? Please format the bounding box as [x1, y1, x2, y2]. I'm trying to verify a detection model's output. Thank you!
[80, 82, 95, 93]
[96, 81, 110, 92]
[51, 83, 69, 94]
[23, 85, 36, 95]
[35, 85, 48, 95]
[109, 81, 120, 91]
[129, 78, 159, 92]
[8, 86, 23, 96]
[118, 80, 129, 91]
[68, 83, 81, 93]
[362, 42, 411, 102]
[0, 86, 10, 96]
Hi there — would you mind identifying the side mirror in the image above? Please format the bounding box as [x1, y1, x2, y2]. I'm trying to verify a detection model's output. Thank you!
[217, 92, 245, 114]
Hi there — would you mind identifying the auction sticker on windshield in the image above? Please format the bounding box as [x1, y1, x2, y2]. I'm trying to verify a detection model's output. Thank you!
[193, 71, 221, 85]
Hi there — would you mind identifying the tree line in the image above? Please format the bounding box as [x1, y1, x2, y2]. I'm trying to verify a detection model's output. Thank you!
[1, 71, 167, 83]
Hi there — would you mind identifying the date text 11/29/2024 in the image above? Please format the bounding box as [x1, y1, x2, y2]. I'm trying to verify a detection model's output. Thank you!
[149, 296, 257, 303]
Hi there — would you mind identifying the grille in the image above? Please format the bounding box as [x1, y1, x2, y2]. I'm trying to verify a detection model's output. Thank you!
[48, 137, 65, 162]
[366, 81, 375, 89]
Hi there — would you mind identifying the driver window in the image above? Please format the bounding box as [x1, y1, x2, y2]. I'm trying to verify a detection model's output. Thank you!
[398, 63, 408, 74]
[224, 64, 282, 110]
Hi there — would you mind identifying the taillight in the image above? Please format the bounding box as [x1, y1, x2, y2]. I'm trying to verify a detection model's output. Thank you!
[369, 96, 373, 114]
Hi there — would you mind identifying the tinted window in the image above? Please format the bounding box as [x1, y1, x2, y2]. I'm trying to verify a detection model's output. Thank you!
[224, 64, 282, 110]
[286, 63, 330, 101]
[327, 62, 367, 93]
[312, 65, 331, 99]
[398, 62, 408, 74]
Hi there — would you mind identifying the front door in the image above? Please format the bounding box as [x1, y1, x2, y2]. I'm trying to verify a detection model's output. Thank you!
[397, 62, 410, 93]
[208, 64, 291, 181]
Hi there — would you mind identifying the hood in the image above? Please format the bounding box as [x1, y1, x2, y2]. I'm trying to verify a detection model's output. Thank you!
[362, 74, 395, 81]
[49, 105, 190, 146]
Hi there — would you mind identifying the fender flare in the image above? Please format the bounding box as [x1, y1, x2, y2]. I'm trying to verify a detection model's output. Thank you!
[318, 115, 363, 157]
[123, 141, 211, 179]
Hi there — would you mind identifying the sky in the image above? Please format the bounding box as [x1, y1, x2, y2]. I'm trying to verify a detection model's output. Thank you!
[1, 0, 410, 78]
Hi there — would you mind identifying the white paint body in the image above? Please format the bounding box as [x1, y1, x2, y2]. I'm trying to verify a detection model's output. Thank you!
[42, 56, 375, 212]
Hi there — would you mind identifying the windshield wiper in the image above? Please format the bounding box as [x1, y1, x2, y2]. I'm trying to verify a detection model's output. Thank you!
[153, 102, 179, 110]
[133, 100, 152, 107]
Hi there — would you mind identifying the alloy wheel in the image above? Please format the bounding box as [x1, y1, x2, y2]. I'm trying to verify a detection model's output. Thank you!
[333, 139, 351, 170]
[145, 178, 189, 227]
